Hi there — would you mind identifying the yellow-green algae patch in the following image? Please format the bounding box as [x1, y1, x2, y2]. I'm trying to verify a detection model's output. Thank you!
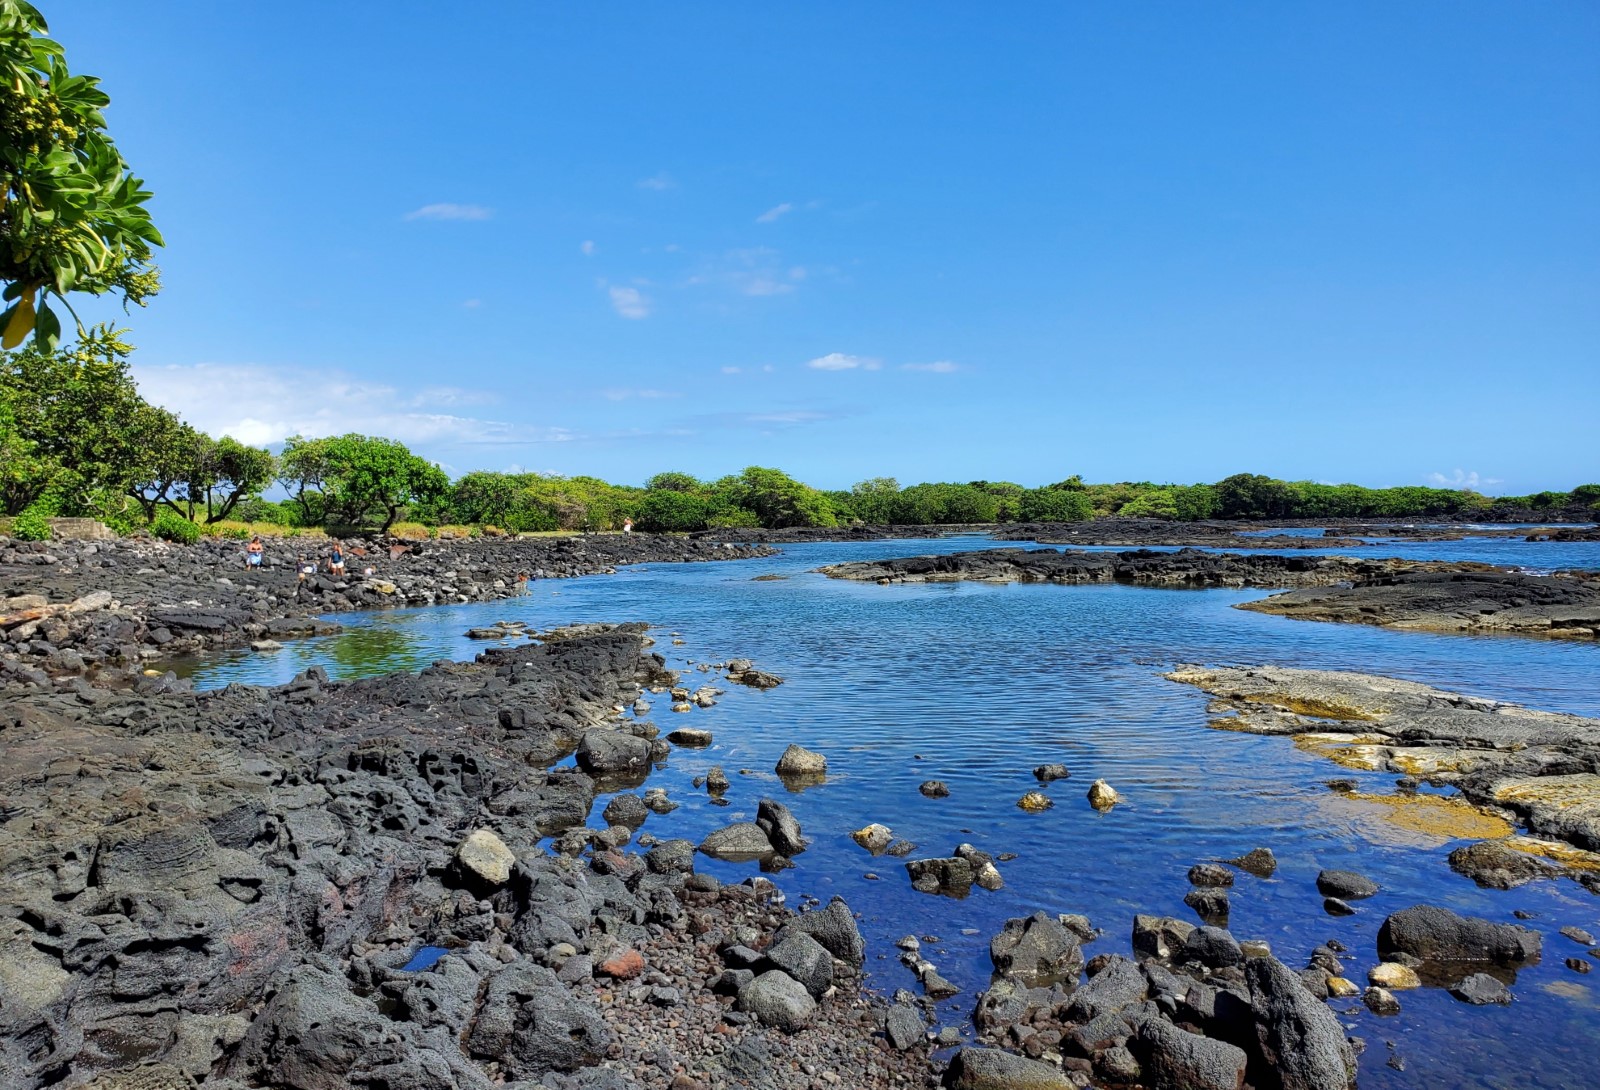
[1330, 789, 1514, 843]
[1504, 835, 1600, 873]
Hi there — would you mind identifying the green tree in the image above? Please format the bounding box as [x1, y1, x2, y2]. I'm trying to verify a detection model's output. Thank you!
[0, 327, 163, 516]
[636, 489, 709, 532]
[1, 2, 162, 350]
[1018, 487, 1093, 522]
[1213, 473, 1297, 519]
[725, 466, 837, 528]
[644, 470, 701, 493]
[848, 477, 899, 523]
[278, 434, 447, 531]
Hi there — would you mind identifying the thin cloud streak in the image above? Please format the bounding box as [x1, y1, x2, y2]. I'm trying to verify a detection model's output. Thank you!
[403, 202, 493, 221]
[756, 202, 794, 223]
[901, 360, 960, 373]
[807, 352, 880, 372]
[608, 285, 652, 319]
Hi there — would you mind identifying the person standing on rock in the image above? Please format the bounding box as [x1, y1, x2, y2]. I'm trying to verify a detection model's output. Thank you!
[328, 543, 346, 576]
[622, 517, 633, 535]
[245, 535, 264, 570]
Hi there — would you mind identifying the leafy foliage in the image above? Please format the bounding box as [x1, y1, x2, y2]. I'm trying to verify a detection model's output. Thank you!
[150, 508, 198, 543]
[278, 434, 448, 532]
[9, 502, 48, 539]
[1, 2, 162, 350]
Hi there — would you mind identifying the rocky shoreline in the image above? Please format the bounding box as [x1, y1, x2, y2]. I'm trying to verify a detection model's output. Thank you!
[4, 531, 1598, 1087]
[1238, 570, 1600, 641]
[0, 622, 938, 1090]
[0, 535, 776, 687]
[820, 547, 1600, 642]
[818, 546, 1496, 590]
[1166, 665, 1600, 885]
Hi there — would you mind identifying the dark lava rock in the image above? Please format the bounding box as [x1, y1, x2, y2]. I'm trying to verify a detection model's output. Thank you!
[1245, 956, 1358, 1090]
[1184, 888, 1231, 925]
[780, 895, 866, 968]
[1448, 840, 1562, 889]
[1134, 1017, 1248, 1090]
[919, 780, 951, 798]
[883, 1002, 926, 1050]
[698, 822, 774, 861]
[1132, 915, 1196, 962]
[1184, 926, 1244, 969]
[906, 856, 973, 897]
[576, 729, 652, 775]
[942, 1046, 1074, 1089]
[1189, 863, 1235, 888]
[990, 912, 1086, 987]
[755, 797, 808, 857]
[1560, 925, 1598, 946]
[1323, 897, 1356, 917]
[1063, 955, 1146, 1021]
[736, 970, 816, 1032]
[1450, 973, 1513, 1005]
[1316, 869, 1378, 899]
[1227, 846, 1278, 877]
[602, 793, 649, 829]
[759, 932, 834, 1000]
[1033, 763, 1071, 782]
[1378, 905, 1541, 966]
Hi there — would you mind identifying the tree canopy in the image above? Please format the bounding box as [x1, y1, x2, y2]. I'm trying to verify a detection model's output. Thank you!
[1, 2, 161, 350]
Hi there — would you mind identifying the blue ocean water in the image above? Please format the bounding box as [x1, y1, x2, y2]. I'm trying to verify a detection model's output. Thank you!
[185, 536, 1600, 1088]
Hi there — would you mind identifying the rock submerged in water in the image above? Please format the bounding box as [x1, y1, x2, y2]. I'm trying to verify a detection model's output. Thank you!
[1451, 973, 1513, 1005]
[1087, 779, 1120, 811]
[1378, 904, 1542, 966]
[920, 780, 950, 798]
[775, 743, 826, 778]
[1228, 846, 1278, 877]
[667, 726, 713, 746]
[1368, 962, 1421, 990]
[1033, 763, 1071, 782]
[1316, 868, 1378, 899]
[698, 823, 774, 861]
[906, 856, 974, 897]
[1017, 791, 1053, 812]
[851, 823, 893, 853]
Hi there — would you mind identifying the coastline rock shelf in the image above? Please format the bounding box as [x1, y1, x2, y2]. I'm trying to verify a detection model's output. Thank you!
[821, 547, 1600, 642]
[0, 534, 776, 685]
[820, 546, 1494, 590]
[0, 624, 922, 1090]
[1167, 665, 1600, 885]
[1239, 570, 1600, 641]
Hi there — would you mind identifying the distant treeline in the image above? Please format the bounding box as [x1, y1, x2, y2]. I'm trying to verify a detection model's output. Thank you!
[3, 336, 1596, 540]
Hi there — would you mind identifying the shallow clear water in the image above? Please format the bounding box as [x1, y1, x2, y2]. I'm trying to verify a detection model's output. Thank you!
[185, 536, 1600, 1088]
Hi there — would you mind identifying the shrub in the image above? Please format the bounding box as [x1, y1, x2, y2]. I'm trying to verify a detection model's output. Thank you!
[151, 510, 201, 543]
[637, 489, 710, 532]
[706, 507, 761, 529]
[388, 521, 433, 541]
[1018, 488, 1094, 522]
[233, 497, 291, 525]
[11, 506, 51, 540]
[436, 524, 478, 539]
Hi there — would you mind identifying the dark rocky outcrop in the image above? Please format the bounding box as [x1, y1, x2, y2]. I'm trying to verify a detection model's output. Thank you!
[1378, 905, 1542, 967]
[0, 534, 776, 685]
[1239, 569, 1600, 642]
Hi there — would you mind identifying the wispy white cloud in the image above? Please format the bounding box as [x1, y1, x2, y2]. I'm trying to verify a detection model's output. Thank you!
[807, 352, 881, 372]
[901, 360, 960, 373]
[756, 202, 794, 224]
[685, 247, 805, 297]
[720, 366, 742, 374]
[403, 202, 493, 222]
[580, 240, 596, 256]
[461, 299, 483, 309]
[1427, 469, 1502, 491]
[637, 172, 676, 191]
[608, 285, 652, 319]
[129, 362, 573, 449]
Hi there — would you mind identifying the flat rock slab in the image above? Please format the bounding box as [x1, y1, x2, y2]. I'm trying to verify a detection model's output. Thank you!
[1237, 569, 1600, 642]
[1167, 665, 1600, 857]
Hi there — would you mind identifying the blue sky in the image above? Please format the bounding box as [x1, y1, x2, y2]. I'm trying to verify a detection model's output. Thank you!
[55, 2, 1600, 492]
